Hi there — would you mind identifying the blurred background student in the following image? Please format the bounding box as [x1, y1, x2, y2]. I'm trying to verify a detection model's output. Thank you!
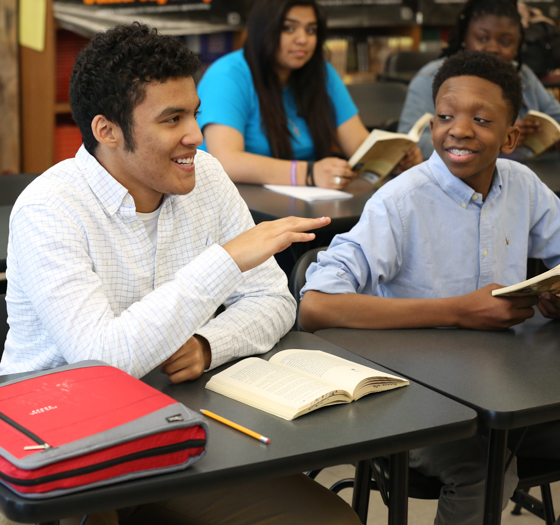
[197, 0, 422, 190]
[398, 0, 560, 159]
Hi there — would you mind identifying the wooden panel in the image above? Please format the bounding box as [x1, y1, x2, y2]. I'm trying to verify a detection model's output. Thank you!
[0, 0, 20, 174]
[20, 0, 55, 174]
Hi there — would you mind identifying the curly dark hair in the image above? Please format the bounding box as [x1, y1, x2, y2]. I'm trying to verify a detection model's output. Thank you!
[432, 50, 522, 124]
[443, 0, 524, 70]
[70, 23, 200, 154]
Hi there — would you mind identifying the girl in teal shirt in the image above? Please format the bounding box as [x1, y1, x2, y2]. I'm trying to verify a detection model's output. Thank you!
[198, 0, 421, 189]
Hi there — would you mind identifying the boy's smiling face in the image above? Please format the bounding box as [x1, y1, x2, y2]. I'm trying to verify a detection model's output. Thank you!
[431, 75, 519, 198]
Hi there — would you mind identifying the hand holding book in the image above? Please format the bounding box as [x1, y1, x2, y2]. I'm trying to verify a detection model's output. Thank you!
[491, 264, 560, 320]
[537, 291, 560, 320]
[492, 263, 560, 297]
[520, 111, 560, 156]
[348, 112, 432, 186]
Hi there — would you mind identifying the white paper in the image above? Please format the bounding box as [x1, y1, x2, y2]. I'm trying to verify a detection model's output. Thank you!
[263, 185, 353, 202]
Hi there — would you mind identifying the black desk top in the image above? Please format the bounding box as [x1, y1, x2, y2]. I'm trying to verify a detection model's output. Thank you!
[0, 332, 476, 523]
[236, 179, 376, 233]
[317, 312, 560, 431]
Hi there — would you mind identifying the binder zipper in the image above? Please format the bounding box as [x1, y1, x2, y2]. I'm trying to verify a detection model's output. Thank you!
[0, 438, 206, 486]
[0, 411, 51, 450]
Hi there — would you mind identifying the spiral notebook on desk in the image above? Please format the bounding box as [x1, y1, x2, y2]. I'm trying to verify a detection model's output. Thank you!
[263, 185, 353, 202]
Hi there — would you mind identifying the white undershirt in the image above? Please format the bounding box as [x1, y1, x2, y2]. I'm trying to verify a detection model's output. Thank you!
[136, 204, 162, 248]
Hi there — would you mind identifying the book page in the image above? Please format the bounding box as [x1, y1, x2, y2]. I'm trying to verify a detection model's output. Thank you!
[347, 112, 432, 179]
[407, 112, 433, 142]
[270, 350, 406, 399]
[492, 263, 560, 296]
[354, 139, 413, 178]
[348, 129, 411, 168]
[206, 358, 350, 420]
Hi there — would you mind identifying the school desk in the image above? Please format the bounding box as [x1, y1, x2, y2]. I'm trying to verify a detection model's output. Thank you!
[236, 151, 560, 227]
[316, 312, 560, 525]
[235, 178, 376, 233]
[0, 332, 477, 525]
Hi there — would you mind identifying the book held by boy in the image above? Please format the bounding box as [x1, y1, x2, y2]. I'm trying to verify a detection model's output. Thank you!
[492, 263, 560, 297]
[349, 112, 432, 186]
[205, 349, 409, 420]
[521, 110, 560, 157]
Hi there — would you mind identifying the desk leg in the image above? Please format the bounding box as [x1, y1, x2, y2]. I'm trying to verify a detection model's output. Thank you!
[389, 452, 409, 525]
[353, 460, 372, 524]
[483, 429, 508, 525]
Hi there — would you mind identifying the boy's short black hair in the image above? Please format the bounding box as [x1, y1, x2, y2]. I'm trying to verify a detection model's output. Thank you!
[70, 23, 200, 155]
[432, 50, 522, 125]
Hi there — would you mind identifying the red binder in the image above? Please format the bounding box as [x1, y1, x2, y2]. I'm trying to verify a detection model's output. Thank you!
[0, 361, 207, 498]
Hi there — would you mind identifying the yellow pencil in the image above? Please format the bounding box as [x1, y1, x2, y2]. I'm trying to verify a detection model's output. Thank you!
[200, 409, 271, 444]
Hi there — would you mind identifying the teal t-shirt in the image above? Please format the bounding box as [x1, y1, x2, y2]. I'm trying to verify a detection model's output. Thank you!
[197, 49, 358, 161]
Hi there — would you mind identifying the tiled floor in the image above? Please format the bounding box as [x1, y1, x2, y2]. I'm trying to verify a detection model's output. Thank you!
[315, 464, 560, 525]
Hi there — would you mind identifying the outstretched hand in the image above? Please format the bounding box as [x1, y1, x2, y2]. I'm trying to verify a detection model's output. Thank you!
[223, 216, 331, 273]
[455, 284, 539, 330]
[538, 292, 560, 319]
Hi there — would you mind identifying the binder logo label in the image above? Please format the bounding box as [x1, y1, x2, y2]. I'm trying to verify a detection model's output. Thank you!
[29, 406, 58, 416]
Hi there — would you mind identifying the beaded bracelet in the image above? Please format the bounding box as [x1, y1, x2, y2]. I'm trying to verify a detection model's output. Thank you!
[290, 160, 298, 186]
[306, 162, 315, 186]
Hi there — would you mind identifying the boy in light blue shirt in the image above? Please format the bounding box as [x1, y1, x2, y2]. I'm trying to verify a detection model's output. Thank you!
[300, 50, 560, 525]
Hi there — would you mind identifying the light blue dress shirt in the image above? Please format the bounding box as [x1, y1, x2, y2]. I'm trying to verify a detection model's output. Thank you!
[197, 49, 358, 161]
[398, 58, 560, 159]
[302, 152, 560, 300]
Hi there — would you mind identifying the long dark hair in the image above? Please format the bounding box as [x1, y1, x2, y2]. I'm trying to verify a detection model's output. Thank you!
[243, 0, 335, 160]
[443, 0, 524, 70]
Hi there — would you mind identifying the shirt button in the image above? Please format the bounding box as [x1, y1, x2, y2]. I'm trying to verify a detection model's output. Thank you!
[472, 194, 478, 200]
[108, 206, 116, 214]
[484, 250, 488, 257]
[462, 203, 466, 208]
[132, 221, 139, 228]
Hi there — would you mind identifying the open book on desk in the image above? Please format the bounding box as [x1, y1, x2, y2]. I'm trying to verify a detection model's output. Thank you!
[205, 349, 409, 420]
[349, 112, 432, 186]
[522, 110, 560, 157]
[492, 263, 560, 297]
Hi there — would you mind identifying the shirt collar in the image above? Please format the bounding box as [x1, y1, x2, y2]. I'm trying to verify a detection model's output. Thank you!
[426, 151, 502, 205]
[75, 145, 131, 216]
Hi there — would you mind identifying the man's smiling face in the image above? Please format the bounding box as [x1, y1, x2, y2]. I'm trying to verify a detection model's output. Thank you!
[430, 74, 518, 197]
[107, 76, 203, 212]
